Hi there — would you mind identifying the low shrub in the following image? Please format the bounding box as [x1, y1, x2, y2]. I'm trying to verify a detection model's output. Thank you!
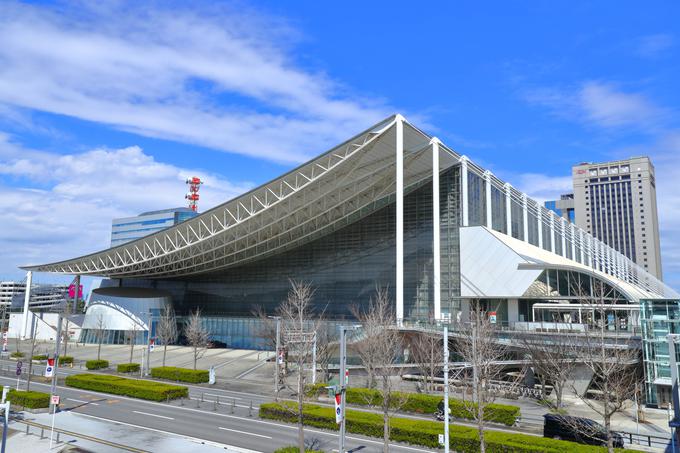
[304, 383, 327, 398]
[308, 385, 519, 426]
[32, 354, 48, 361]
[59, 356, 74, 365]
[10, 352, 24, 358]
[274, 447, 323, 453]
[260, 402, 625, 452]
[65, 373, 188, 401]
[7, 389, 50, 409]
[117, 363, 140, 373]
[86, 359, 109, 370]
[151, 366, 209, 383]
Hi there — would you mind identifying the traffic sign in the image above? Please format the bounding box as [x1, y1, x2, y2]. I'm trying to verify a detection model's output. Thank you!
[15, 361, 22, 376]
[51, 395, 60, 406]
[489, 311, 497, 324]
[149, 338, 155, 352]
[334, 393, 342, 424]
[45, 357, 55, 378]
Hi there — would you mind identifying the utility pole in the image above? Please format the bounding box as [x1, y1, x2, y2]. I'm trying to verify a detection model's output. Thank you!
[145, 310, 152, 376]
[270, 316, 281, 397]
[667, 334, 680, 451]
[1, 386, 9, 453]
[443, 324, 450, 453]
[312, 331, 317, 385]
[338, 325, 359, 453]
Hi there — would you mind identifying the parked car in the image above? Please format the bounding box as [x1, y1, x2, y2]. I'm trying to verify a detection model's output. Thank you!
[207, 340, 227, 349]
[543, 414, 623, 448]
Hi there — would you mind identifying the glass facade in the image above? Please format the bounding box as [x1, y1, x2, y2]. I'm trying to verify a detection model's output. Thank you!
[105, 166, 462, 346]
[640, 299, 680, 405]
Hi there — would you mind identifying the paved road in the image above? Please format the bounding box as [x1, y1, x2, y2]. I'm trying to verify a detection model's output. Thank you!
[0, 374, 434, 453]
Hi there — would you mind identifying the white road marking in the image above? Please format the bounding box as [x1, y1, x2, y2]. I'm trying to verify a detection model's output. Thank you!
[218, 427, 272, 439]
[72, 412, 259, 453]
[204, 392, 242, 400]
[67, 398, 99, 406]
[132, 410, 174, 420]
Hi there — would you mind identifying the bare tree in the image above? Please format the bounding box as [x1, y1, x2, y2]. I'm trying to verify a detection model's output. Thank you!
[93, 313, 107, 361]
[252, 305, 279, 351]
[125, 323, 140, 364]
[352, 287, 405, 453]
[156, 306, 178, 367]
[452, 300, 510, 453]
[566, 280, 640, 453]
[184, 308, 210, 370]
[409, 331, 443, 393]
[517, 330, 577, 410]
[315, 325, 337, 383]
[277, 280, 321, 453]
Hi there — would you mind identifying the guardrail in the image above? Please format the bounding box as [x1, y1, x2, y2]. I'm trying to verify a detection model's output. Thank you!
[15, 418, 150, 452]
[618, 430, 670, 449]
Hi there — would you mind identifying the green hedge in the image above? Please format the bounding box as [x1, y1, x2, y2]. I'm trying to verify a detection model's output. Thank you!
[32, 354, 48, 361]
[10, 352, 24, 358]
[150, 366, 209, 383]
[274, 447, 324, 453]
[85, 359, 109, 370]
[7, 389, 50, 409]
[60, 356, 74, 365]
[307, 385, 519, 426]
[65, 374, 188, 401]
[117, 363, 140, 373]
[260, 402, 624, 452]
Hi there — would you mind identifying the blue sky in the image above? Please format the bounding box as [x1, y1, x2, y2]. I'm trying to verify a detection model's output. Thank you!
[1, 1, 679, 290]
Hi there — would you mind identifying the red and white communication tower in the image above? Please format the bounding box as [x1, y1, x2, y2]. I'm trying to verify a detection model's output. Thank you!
[185, 176, 203, 212]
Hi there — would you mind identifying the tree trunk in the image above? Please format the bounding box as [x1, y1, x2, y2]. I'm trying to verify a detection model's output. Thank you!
[26, 328, 37, 391]
[63, 320, 69, 357]
[383, 410, 390, 453]
[163, 344, 167, 367]
[97, 338, 102, 360]
[129, 337, 135, 364]
[193, 346, 198, 370]
[477, 400, 486, 453]
[554, 383, 563, 409]
[298, 369, 305, 453]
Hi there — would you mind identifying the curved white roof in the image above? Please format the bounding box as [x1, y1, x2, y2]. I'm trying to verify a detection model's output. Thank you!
[22, 115, 678, 300]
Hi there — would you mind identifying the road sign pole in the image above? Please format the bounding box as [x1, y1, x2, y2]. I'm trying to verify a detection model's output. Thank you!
[49, 397, 59, 449]
[338, 326, 346, 453]
[273, 317, 281, 397]
[443, 324, 450, 453]
[1, 401, 9, 453]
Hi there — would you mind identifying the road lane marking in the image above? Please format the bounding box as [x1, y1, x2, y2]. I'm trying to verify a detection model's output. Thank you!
[218, 427, 271, 439]
[132, 410, 174, 420]
[72, 412, 258, 453]
[204, 393, 242, 400]
[67, 398, 99, 406]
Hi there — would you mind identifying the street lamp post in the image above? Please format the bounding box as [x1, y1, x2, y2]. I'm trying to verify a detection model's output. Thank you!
[269, 316, 281, 397]
[338, 325, 359, 453]
[443, 324, 450, 453]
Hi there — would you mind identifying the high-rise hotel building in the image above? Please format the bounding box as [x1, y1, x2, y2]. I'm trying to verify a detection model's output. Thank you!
[573, 157, 662, 279]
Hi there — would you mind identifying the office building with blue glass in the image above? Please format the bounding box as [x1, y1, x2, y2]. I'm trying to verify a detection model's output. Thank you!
[21, 115, 679, 405]
[111, 207, 198, 247]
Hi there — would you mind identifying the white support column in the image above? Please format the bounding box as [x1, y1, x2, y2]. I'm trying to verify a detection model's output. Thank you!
[522, 194, 529, 242]
[20, 271, 33, 339]
[484, 171, 492, 229]
[504, 183, 512, 235]
[579, 230, 585, 264]
[550, 215, 555, 253]
[560, 219, 566, 257]
[395, 115, 404, 323]
[537, 207, 543, 249]
[460, 157, 469, 227]
[431, 138, 441, 321]
[571, 224, 577, 261]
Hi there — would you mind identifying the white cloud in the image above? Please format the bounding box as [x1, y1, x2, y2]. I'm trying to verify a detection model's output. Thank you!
[0, 137, 251, 278]
[0, 2, 393, 164]
[635, 34, 674, 58]
[525, 82, 667, 132]
[514, 173, 573, 204]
